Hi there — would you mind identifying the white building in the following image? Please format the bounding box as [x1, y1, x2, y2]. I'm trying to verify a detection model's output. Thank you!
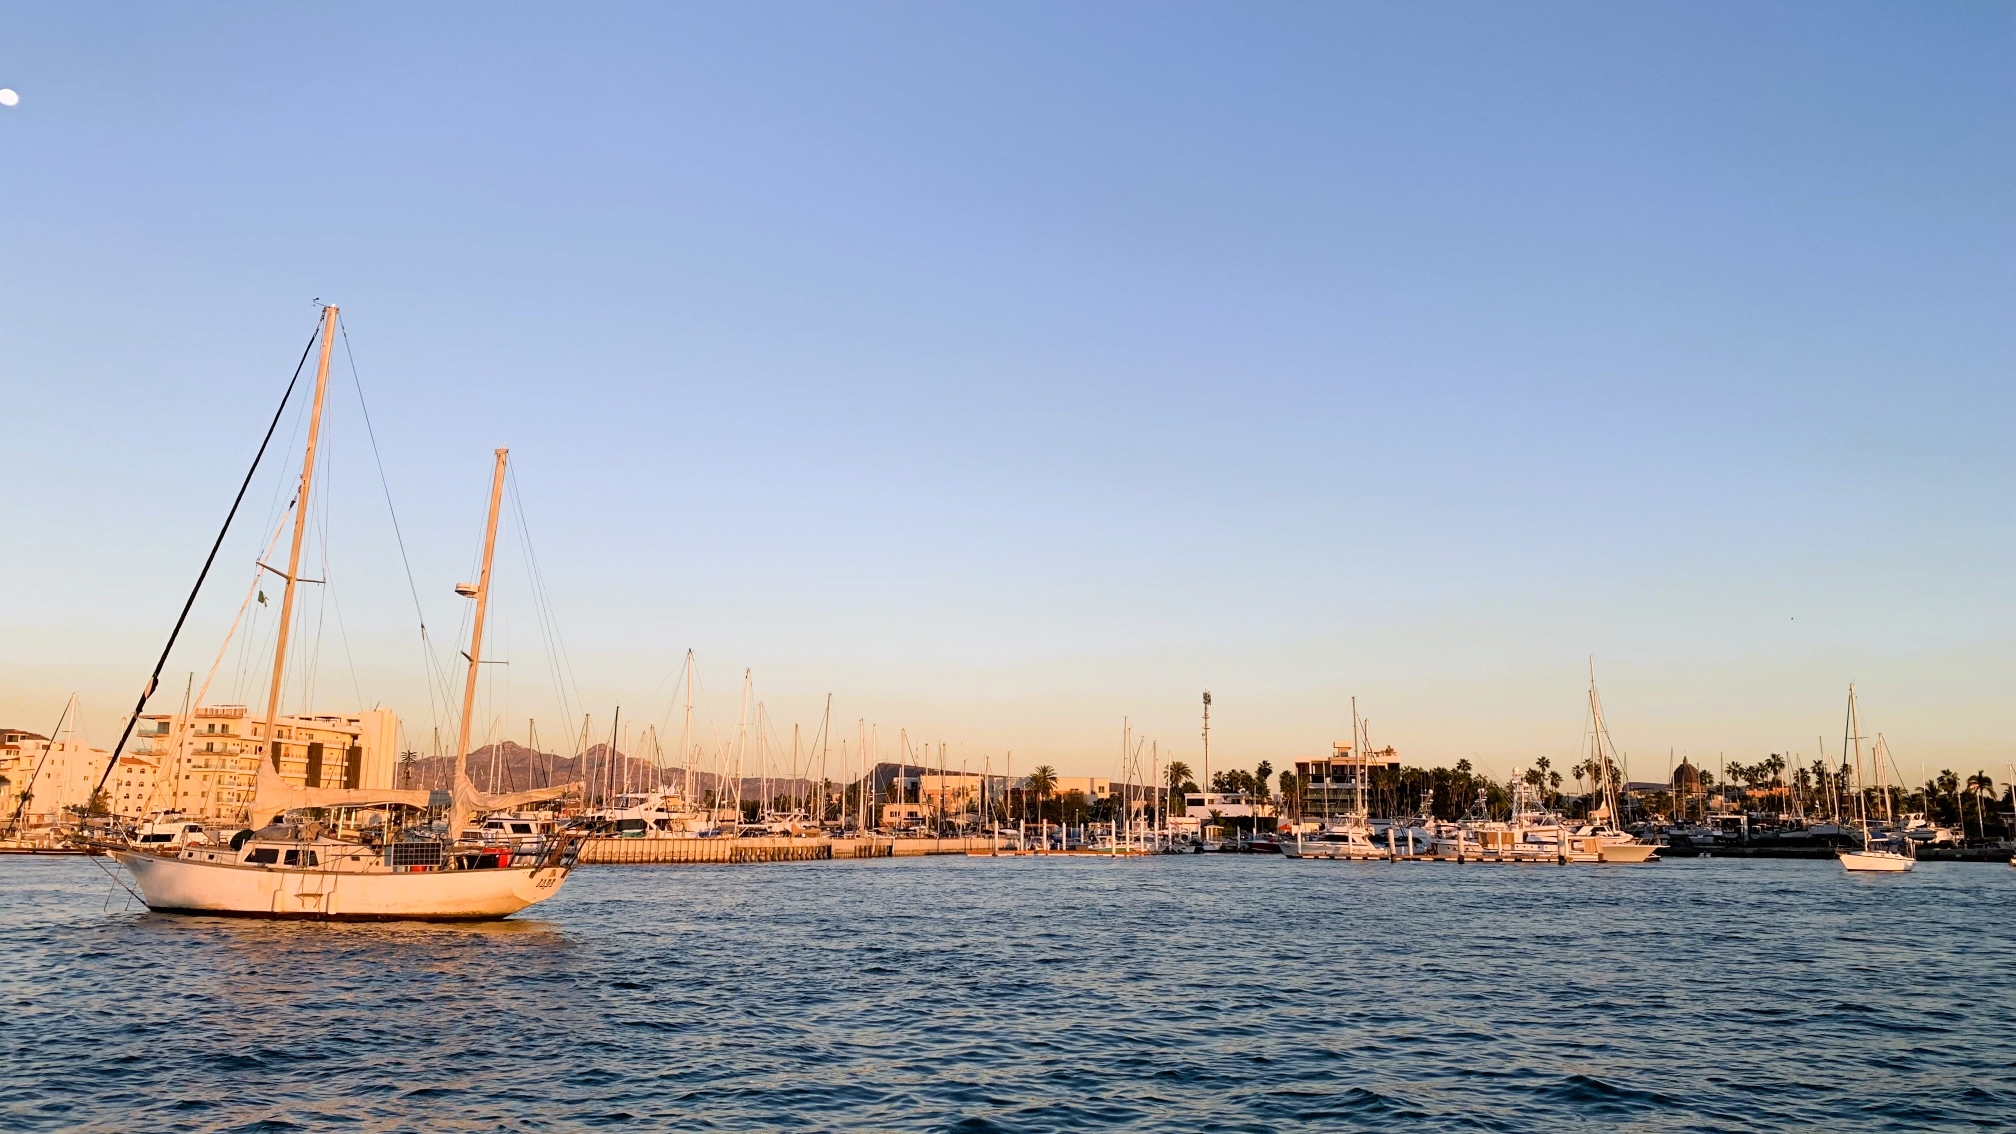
[105, 753, 163, 820]
[133, 705, 400, 823]
[0, 727, 112, 828]
[1171, 790, 1276, 834]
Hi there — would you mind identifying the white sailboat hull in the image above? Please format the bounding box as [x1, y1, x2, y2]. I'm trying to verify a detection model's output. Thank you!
[1838, 850, 1914, 873]
[115, 851, 574, 920]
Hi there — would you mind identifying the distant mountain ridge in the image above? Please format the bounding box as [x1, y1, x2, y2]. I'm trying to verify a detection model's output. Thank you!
[400, 741, 819, 801]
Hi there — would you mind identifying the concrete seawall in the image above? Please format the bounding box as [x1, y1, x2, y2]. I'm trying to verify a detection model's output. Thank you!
[578, 836, 994, 865]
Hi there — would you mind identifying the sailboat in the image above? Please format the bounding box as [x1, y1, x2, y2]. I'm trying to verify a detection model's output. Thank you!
[114, 307, 583, 919]
[1837, 684, 1914, 874]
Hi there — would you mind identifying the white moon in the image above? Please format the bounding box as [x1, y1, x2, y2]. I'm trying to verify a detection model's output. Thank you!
[0, 89, 18, 107]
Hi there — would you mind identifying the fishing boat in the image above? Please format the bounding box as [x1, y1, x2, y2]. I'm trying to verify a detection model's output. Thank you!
[1836, 685, 1914, 874]
[112, 307, 582, 918]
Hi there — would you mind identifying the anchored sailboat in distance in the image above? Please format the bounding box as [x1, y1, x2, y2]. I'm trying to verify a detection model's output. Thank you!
[114, 306, 583, 919]
[1836, 684, 1914, 874]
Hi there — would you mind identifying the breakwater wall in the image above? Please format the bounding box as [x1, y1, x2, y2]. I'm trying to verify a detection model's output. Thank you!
[578, 836, 993, 865]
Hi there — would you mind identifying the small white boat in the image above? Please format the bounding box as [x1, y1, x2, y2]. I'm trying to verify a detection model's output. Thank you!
[128, 812, 212, 852]
[1284, 824, 1386, 860]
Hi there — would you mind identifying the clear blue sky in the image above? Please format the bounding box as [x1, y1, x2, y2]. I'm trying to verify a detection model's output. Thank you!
[3, 3, 2010, 783]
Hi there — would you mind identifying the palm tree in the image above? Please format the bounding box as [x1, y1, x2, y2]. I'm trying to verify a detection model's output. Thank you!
[397, 748, 420, 789]
[1965, 771, 1994, 841]
[1165, 761, 1193, 792]
[1936, 769, 1961, 829]
[1025, 765, 1057, 824]
[1763, 754, 1787, 805]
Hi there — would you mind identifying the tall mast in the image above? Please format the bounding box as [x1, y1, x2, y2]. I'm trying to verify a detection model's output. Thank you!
[255, 304, 337, 814]
[1352, 696, 1364, 819]
[448, 446, 509, 839]
[682, 649, 695, 804]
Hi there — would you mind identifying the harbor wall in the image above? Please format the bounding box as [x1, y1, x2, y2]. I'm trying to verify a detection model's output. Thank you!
[578, 835, 996, 865]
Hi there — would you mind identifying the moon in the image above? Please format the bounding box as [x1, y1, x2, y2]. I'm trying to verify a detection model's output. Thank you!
[0, 89, 18, 107]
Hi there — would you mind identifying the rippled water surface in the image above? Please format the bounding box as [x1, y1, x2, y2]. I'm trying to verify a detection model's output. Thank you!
[4, 854, 2012, 1132]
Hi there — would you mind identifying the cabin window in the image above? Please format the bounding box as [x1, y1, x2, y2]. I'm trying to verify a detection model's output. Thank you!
[282, 849, 318, 867]
[511, 823, 534, 835]
[245, 848, 279, 865]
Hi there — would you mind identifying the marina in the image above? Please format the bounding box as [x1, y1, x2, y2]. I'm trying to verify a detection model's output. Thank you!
[5, 6, 2011, 1131]
[5, 851, 2011, 1133]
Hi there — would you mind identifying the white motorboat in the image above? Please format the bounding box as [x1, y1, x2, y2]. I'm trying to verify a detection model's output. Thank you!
[128, 812, 212, 852]
[585, 792, 719, 838]
[1284, 824, 1386, 860]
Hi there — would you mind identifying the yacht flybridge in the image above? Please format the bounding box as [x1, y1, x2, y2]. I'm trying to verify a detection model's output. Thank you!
[111, 306, 582, 919]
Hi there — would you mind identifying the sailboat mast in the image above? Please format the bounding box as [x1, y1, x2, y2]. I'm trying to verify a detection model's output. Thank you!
[257, 304, 337, 800]
[449, 447, 510, 834]
[1352, 696, 1364, 819]
[682, 650, 695, 804]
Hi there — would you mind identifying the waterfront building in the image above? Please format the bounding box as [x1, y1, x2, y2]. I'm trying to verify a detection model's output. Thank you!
[1292, 742, 1401, 818]
[1050, 776, 1113, 802]
[0, 728, 112, 828]
[916, 772, 986, 811]
[1170, 789, 1275, 833]
[107, 754, 163, 819]
[132, 705, 400, 823]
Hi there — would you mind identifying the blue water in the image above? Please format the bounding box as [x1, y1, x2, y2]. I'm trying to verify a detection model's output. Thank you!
[3, 854, 2012, 1132]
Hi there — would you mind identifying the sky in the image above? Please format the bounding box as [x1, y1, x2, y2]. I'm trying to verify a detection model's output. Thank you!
[2, 2, 2011, 786]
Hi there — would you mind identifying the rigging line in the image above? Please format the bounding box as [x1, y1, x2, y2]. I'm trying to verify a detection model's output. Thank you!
[327, 578, 368, 713]
[506, 469, 586, 730]
[337, 319, 440, 644]
[507, 479, 572, 734]
[196, 509, 293, 711]
[93, 320, 322, 802]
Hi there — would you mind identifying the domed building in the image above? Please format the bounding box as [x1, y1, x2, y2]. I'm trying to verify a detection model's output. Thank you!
[1673, 760, 1702, 795]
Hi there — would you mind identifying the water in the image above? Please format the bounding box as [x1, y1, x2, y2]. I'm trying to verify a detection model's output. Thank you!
[3, 854, 2012, 1133]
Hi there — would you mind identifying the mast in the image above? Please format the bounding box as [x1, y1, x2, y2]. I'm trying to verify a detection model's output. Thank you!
[1352, 696, 1365, 820]
[681, 650, 695, 805]
[448, 446, 509, 840]
[254, 304, 337, 817]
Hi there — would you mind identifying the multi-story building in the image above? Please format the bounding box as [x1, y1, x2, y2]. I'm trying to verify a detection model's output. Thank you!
[134, 705, 400, 823]
[1049, 776, 1112, 802]
[0, 728, 112, 828]
[1293, 742, 1402, 818]
[105, 754, 163, 820]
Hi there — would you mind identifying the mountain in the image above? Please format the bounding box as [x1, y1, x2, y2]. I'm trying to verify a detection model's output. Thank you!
[396, 741, 826, 803]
